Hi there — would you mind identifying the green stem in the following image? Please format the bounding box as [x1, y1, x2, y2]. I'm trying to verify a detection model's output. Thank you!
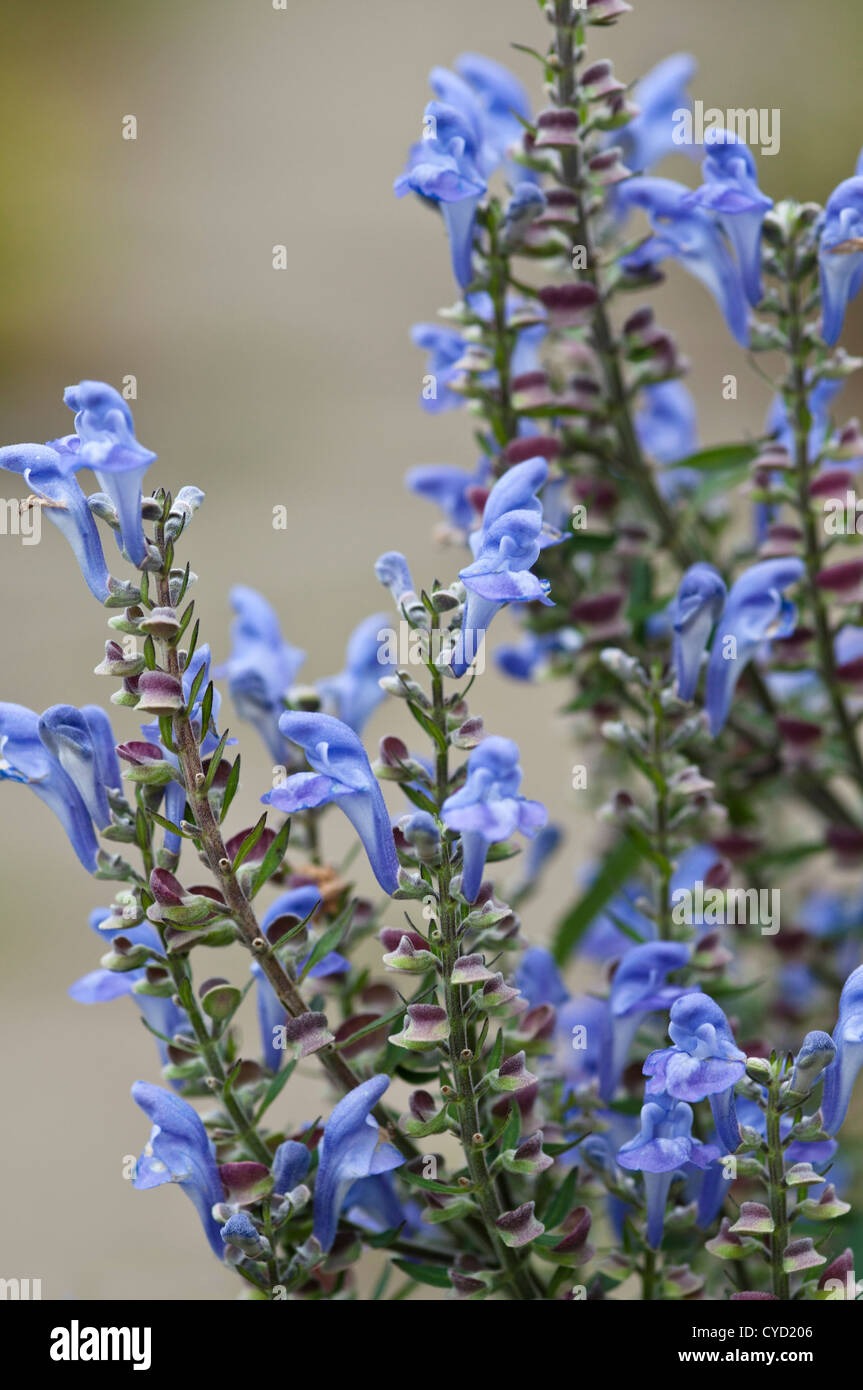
[765, 1073, 790, 1299]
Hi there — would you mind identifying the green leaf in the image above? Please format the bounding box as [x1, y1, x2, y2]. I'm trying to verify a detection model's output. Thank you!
[220, 755, 241, 822]
[186, 660, 207, 714]
[552, 836, 643, 963]
[203, 729, 231, 791]
[499, 1101, 521, 1154]
[542, 1166, 580, 1231]
[391, 1259, 451, 1289]
[231, 814, 267, 872]
[250, 818, 292, 898]
[185, 618, 200, 667]
[199, 681, 215, 740]
[406, 701, 449, 754]
[255, 1058, 298, 1122]
[672, 442, 759, 473]
[399, 1170, 474, 1197]
[298, 901, 355, 983]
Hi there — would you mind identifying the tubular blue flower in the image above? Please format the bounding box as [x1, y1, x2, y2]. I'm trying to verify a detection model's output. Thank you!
[317, 613, 394, 735]
[643, 992, 746, 1152]
[704, 558, 805, 735]
[635, 380, 698, 480]
[272, 1139, 311, 1196]
[69, 914, 185, 1075]
[409, 323, 479, 413]
[452, 52, 533, 178]
[511, 822, 563, 895]
[821, 964, 863, 1135]
[262, 712, 399, 894]
[515, 946, 569, 1009]
[54, 381, 157, 566]
[618, 1093, 718, 1248]
[618, 54, 697, 173]
[131, 1081, 225, 1257]
[440, 736, 547, 902]
[408, 455, 489, 525]
[618, 177, 750, 346]
[818, 177, 863, 345]
[251, 886, 347, 1068]
[312, 1074, 405, 1252]
[37, 703, 120, 830]
[670, 563, 727, 702]
[682, 131, 773, 305]
[451, 457, 557, 677]
[600, 941, 693, 1101]
[0, 702, 99, 871]
[394, 102, 488, 289]
[0, 443, 110, 600]
[495, 628, 582, 682]
[556, 994, 609, 1094]
[216, 586, 305, 764]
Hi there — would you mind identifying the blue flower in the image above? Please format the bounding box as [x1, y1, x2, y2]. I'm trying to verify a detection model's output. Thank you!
[262, 712, 399, 894]
[37, 704, 120, 830]
[618, 177, 750, 345]
[495, 628, 582, 681]
[818, 176, 863, 345]
[272, 1139, 311, 1196]
[441, 736, 547, 902]
[451, 457, 557, 678]
[69, 912, 186, 1076]
[448, 52, 533, 178]
[682, 130, 773, 305]
[600, 941, 693, 1100]
[0, 443, 111, 601]
[789, 1030, 837, 1095]
[583, 845, 719, 959]
[53, 381, 157, 566]
[216, 586, 305, 764]
[251, 885, 348, 1069]
[618, 54, 696, 173]
[821, 964, 863, 1135]
[670, 563, 727, 702]
[131, 1081, 225, 1257]
[704, 558, 805, 735]
[312, 1074, 405, 1252]
[0, 702, 101, 871]
[643, 992, 746, 1152]
[317, 613, 394, 734]
[617, 1092, 719, 1248]
[394, 102, 488, 288]
[515, 946, 569, 1009]
[635, 380, 699, 497]
[409, 323, 478, 412]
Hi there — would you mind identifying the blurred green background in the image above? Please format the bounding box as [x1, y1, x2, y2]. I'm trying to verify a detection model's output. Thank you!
[0, 0, 861, 1300]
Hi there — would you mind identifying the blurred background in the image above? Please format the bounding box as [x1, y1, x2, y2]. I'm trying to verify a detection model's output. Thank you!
[0, 0, 861, 1300]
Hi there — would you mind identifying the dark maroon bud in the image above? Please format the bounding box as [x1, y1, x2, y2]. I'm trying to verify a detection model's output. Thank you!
[149, 867, 185, 906]
[534, 108, 581, 149]
[815, 558, 863, 597]
[826, 824, 863, 863]
[623, 306, 654, 335]
[378, 734, 410, 767]
[818, 1247, 855, 1290]
[379, 927, 427, 952]
[537, 283, 599, 327]
[333, 1013, 389, 1059]
[571, 591, 624, 626]
[575, 475, 619, 513]
[704, 857, 731, 890]
[502, 435, 561, 465]
[465, 484, 490, 515]
[224, 826, 276, 864]
[116, 740, 164, 766]
[409, 1090, 437, 1123]
[777, 716, 821, 750]
[836, 654, 863, 685]
[711, 833, 762, 861]
[809, 468, 854, 498]
[136, 670, 184, 715]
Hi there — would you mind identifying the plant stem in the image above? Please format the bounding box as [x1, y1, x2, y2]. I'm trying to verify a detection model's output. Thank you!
[428, 654, 542, 1300]
[152, 520, 416, 1159]
[765, 1072, 790, 1299]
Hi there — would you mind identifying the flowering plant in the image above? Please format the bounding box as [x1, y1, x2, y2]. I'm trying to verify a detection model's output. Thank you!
[4, 0, 863, 1305]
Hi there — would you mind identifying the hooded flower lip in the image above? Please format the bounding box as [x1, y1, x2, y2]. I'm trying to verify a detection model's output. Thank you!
[312, 1074, 405, 1252]
[704, 557, 805, 735]
[216, 586, 305, 762]
[0, 442, 111, 601]
[131, 1081, 226, 1257]
[55, 380, 156, 567]
[617, 176, 750, 346]
[317, 612, 394, 734]
[37, 703, 120, 830]
[644, 992, 745, 1153]
[441, 736, 547, 902]
[670, 563, 727, 702]
[394, 101, 487, 289]
[0, 701, 100, 872]
[262, 711, 399, 894]
[821, 963, 863, 1135]
[618, 53, 697, 174]
[818, 176, 863, 345]
[682, 130, 773, 306]
[600, 940, 693, 1100]
[451, 457, 558, 678]
[617, 1093, 719, 1248]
